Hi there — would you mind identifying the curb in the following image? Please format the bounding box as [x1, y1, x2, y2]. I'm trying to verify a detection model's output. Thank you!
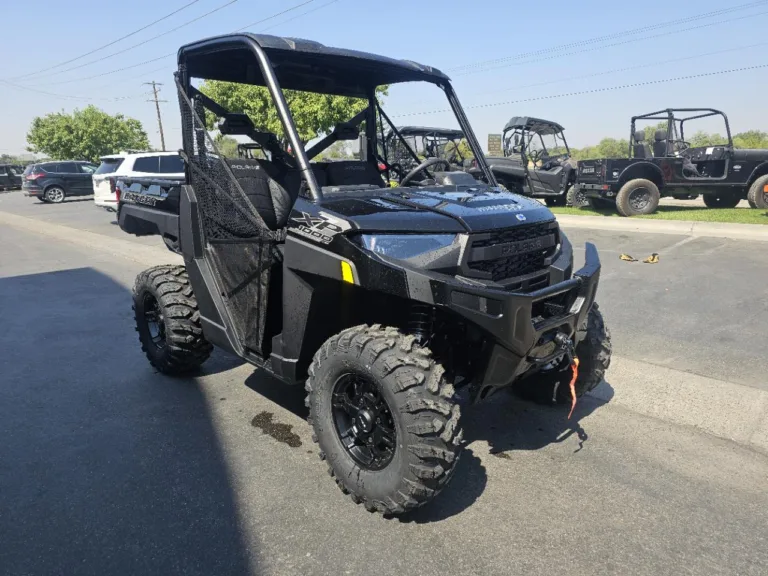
[3, 209, 767, 453]
[555, 214, 768, 242]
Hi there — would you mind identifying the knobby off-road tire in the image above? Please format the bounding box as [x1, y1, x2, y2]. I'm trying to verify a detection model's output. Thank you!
[132, 265, 212, 375]
[702, 193, 741, 209]
[514, 303, 612, 405]
[306, 325, 463, 515]
[565, 185, 586, 207]
[615, 178, 660, 216]
[747, 174, 768, 209]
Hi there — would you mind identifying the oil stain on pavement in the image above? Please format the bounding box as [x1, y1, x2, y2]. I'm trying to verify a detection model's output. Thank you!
[251, 411, 302, 447]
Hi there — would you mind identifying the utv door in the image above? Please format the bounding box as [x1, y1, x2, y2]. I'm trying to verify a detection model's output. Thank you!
[527, 165, 565, 196]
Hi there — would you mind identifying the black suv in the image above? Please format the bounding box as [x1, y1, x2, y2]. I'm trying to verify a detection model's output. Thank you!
[23, 161, 98, 203]
[0, 164, 24, 191]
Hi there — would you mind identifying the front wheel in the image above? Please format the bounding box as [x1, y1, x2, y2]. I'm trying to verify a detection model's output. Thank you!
[132, 265, 213, 375]
[703, 194, 741, 208]
[514, 303, 612, 405]
[747, 175, 768, 209]
[306, 325, 462, 515]
[615, 179, 660, 216]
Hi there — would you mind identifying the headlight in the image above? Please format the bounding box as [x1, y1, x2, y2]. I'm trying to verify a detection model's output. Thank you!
[360, 234, 457, 259]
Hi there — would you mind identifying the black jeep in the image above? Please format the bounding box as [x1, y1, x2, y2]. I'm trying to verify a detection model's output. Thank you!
[576, 108, 768, 216]
[117, 33, 611, 515]
[470, 117, 580, 207]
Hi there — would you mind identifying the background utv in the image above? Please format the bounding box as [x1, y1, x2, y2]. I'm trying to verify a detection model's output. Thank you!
[118, 33, 611, 516]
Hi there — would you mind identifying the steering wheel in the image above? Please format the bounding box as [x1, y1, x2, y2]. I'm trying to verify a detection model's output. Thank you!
[399, 157, 452, 186]
[527, 149, 542, 164]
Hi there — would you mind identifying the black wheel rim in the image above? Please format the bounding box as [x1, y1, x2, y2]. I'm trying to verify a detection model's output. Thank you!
[629, 187, 651, 211]
[143, 293, 166, 348]
[331, 373, 396, 471]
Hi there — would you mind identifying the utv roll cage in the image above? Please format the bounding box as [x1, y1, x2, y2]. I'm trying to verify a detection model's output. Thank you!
[383, 126, 467, 169]
[629, 108, 733, 158]
[176, 33, 496, 203]
[502, 116, 570, 159]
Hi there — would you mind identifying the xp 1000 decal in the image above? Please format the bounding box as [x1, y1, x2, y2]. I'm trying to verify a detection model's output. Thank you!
[289, 210, 351, 244]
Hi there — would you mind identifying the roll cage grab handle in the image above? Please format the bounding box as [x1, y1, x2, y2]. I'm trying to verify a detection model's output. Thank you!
[178, 37, 498, 201]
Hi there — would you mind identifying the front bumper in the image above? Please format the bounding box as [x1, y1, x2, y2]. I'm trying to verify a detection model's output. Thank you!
[577, 183, 616, 201]
[430, 242, 601, 389]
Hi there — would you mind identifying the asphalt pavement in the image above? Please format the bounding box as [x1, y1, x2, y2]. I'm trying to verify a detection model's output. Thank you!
[1, 191, 767, 576]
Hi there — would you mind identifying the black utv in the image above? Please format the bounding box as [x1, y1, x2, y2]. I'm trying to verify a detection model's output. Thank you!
[469, 117, 581, 207]
[576, 108, 768, 216]
[117, 33, 611, 516]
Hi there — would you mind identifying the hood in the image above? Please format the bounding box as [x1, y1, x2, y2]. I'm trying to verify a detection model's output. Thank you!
[319, 185, 555, 233]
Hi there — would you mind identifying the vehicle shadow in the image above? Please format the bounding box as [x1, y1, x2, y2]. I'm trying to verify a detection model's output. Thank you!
[407, 380, 614, 524]
[0, 267, 256, 576]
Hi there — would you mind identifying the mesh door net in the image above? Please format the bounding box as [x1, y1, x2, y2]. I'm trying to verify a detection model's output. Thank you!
[177, 76, 285, 355]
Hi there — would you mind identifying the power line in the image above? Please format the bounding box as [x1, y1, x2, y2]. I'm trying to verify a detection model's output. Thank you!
[25, 0, 321, 88]
[0, 78, 150, 102]
[243, 0, 337, 33]
[448, 0, 768, 73]
[466, 41, 768, 99]
[454, 8, 768, 77]
[33, 0, 241, 81]
[394, 63, 768, 118]
[9, 0, 203, 80]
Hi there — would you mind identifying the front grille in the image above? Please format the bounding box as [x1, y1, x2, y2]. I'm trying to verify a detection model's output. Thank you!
[471, 222, 554, 248]
[468, 251, 547, 281]
[466, 222, 557, 283]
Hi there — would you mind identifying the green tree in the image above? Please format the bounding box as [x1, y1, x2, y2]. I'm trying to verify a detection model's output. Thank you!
[213, 133, 239, 157]
[444, 139, 474, 160]
[198, 81, 387, 145]
[733, 130, 768, 149]
[323, 141, 355, 160]
[26, 105, 149, 163]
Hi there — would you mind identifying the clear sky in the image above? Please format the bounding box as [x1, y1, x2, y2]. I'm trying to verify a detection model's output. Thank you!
[2, 0, 767, 155]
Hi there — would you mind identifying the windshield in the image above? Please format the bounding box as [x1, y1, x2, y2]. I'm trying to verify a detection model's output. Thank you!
[95, 158, 124, 174]
[504, 128, 568, 159]
[192, 73, 486, 193]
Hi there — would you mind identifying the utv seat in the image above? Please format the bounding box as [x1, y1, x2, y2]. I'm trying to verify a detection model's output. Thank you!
[225, 158, 326, 230]
[633, 130, 653, 159]
[653, 130, 670, 157]
[324, 161, 384, 188]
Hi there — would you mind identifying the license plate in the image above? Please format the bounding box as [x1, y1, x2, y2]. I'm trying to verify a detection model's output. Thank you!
[582, 167, 595, 174]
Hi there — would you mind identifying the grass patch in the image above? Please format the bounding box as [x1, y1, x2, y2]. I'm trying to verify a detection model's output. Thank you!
[549, 205, 768, 225]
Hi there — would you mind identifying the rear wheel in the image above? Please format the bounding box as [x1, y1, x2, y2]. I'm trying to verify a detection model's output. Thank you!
[565, 185, 586, 207]
[747, 175, 768, 209]
[306, 325, 462, 515]
[703, 194, 741, 208]
[132, 265, 212, 375]
[44, 186, 65, 204]
[514, 303, 612, 405]
[616, 179, 660, 216]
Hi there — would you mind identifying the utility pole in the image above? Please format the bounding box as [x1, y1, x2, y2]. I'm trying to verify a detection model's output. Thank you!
[144, 81, 167, 151]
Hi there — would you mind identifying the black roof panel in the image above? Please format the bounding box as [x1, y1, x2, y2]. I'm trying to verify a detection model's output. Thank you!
[502, 116, 565, 135]
[395, 126, 465, 138]
[178, 33, 451, 98]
